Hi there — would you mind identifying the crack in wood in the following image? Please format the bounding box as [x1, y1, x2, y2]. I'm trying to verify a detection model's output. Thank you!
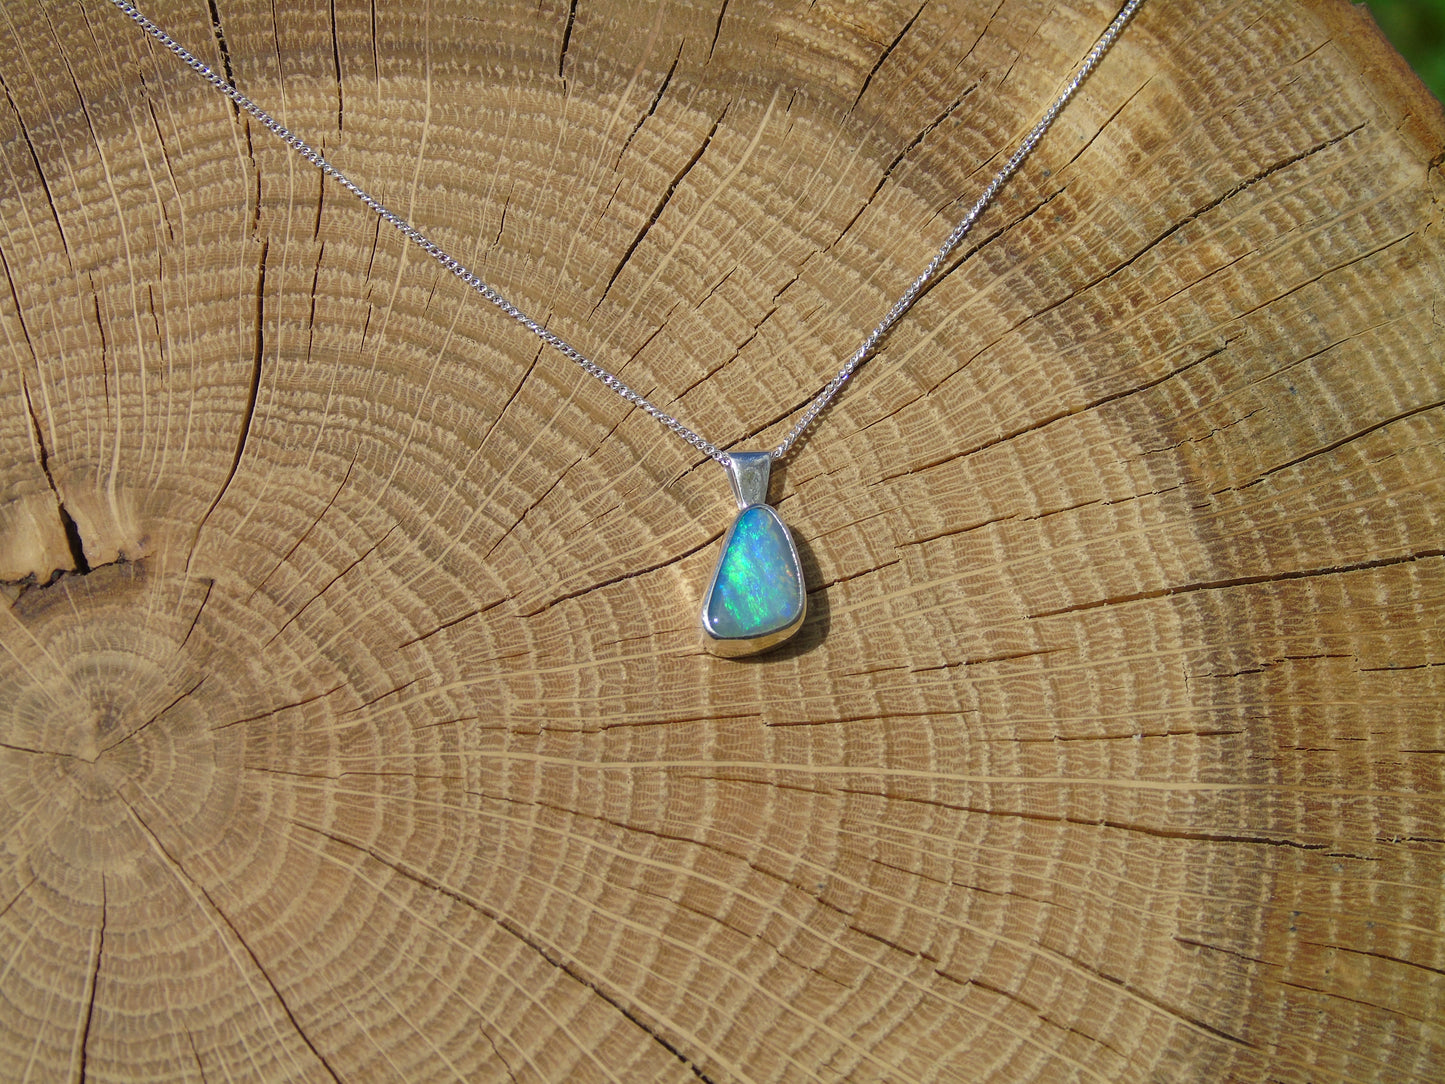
[521, 529, 718, 618]
[707, 0, 730, 62]
[205, 0, 236, 103]
[557, 0, 579, 79]
[99, 676, 207, 756]
[598, 108, 728, 306]
[180, 579, 215, 651]
[1105, 123, 1372, 295]
[841, 786, 1339, 852]
[966, 974, 1130, 1062]
[1052, 951, 1258, 1051]
[395, 603, 506, 650]
[1172, 935, 1271, 967]
[75, 875, 105, 1084]
[185, 241, 268, 575]
[327, 0, 343, 131]
[1235, 396, 1445, 490]
[618, 42, 683, 164]
[1027, 549, 1445, 619]
[1300, 940, 1445, 979]
[20, 378, 88, 577]
[851, 2, 928, 112]
[297, 822, 719, 1083]
[0, 875, 37, 923]
[1277, 976, 1435, 1028]
[211, 681, 349, 732]
[246, 457, 356, 606]
[183, 1029, 210, 1083]
[828, 84, 977, 251]
[127, 805, 346, 1082]
[0, 68, 71, 265]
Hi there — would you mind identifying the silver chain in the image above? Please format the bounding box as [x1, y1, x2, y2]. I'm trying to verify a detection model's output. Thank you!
[107, 0, 1145, 467]
[772, 0, 1146, 459]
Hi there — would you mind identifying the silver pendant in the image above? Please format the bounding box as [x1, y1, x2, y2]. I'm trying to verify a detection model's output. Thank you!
[699, 452, 807, 657]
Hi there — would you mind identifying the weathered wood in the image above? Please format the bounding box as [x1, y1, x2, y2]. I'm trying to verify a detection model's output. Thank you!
[1, 1, 1441, 1080]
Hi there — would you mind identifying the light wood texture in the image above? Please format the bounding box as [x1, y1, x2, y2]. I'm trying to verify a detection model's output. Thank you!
[1, 1, 1441, 1080]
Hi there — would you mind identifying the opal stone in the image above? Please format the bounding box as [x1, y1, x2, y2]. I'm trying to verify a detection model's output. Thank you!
[702, 504, 805, 647]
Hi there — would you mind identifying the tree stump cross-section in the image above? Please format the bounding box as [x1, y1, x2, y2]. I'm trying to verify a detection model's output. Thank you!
[0, 1, 1441, 1081]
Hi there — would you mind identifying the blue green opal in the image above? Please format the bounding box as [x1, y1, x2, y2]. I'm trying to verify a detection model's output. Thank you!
[703, 505, 804, 640]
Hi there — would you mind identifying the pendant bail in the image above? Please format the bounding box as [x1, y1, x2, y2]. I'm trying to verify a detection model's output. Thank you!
[723, 452, 773, 510]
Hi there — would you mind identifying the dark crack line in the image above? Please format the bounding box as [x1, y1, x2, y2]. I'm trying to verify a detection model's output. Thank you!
[964, 975, 1128, 1061]
[829, 84, 977, 251]
[100, 676, 207, 756]
[0, 739, 73, 758]
[1301, 940, 1445, 979]
[0, 69, 71, 265]
[839, 787, 1338, 852]
[825, 123, 1375, 475]
[1277, 977, 1434, 1028]
[618, 43, 683, 164]
[1236, 396, 1445, 490]
[295, 822, 718, 1083]
[180, 579, 214, 651]
[141, 95, 180, 240]
[184, 1029, 210, 1083]
[707, 0, 730, 62]
[87, 289, 110, 428]
[328, 0, 344, 131]
[77, 875, 106, 1084]
[735, 190, 1063, 463]
[205, 0, 237, 110]
[1028, 549, 1445, 619]
[480, 446, 589, 562]
[247, 457, 357, 606]
[20, 377, 89, 575]
[395, 601, 506, 650]
[851, 2, 928, 112]
[367, 0, 379, 85]
[763, 706, 949, 729]
[557, 0, 579, 78]
[312, 177, 327, 247]
[211, 681, 349, 732]
[411, 713, 505, 732]
[521, 529, 719, 618]
[878, 339, 1231, 486]
[0, 874, 37, 922]
[491, 187, 512, 249]
[907, 647, 1057, 675]
[511, 710, 759, 736]
[58, 503, 90, 574]
[1173, 936, 1269, 968]
[1064, 956, 1258, 1050]
[1096, 122, 1371, 294]
[187, 241, 268, 570]
[127, 804, 345, 1082]
[597, 108, 727, 307]
[340, 678, 418, 716]
[262, 523, 398, 648]
[901, 481, 1184, 547]
[473, 347, 546, 560]
[0, 242, 39, 368]
[1008, 727, 1245, 745]
[1231, 231, 1417, 329]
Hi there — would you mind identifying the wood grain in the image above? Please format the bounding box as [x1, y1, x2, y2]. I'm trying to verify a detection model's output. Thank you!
[0, 0, 1441, 1080]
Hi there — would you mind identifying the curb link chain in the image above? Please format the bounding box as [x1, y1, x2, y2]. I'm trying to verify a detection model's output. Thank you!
[109, 0, 1145, 468]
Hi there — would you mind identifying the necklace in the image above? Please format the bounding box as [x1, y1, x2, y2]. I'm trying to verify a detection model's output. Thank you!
[107, 0, 1146, 656]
